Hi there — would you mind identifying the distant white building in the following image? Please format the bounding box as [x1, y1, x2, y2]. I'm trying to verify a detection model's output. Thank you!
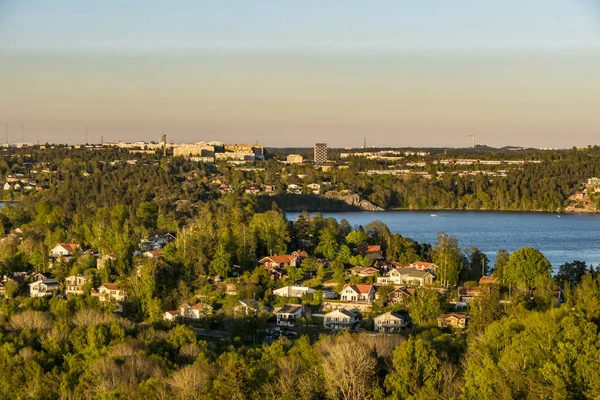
[273, 286, 316, 298]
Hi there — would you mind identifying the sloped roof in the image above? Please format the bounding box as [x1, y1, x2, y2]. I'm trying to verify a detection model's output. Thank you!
[259, 255, 297, 264]
[343, 284, 374, 295]
[394, 268, 432, 279]
[410, 261, 436, 268]
[439, 313, 467, 321]
[325, 308, 356, 318]
[367, 245, 381, 252]
[374, 311, 405, 321]
[101, 283, 125, 291]
[277, 304, 303, 314]
[56, 243, 81, 253]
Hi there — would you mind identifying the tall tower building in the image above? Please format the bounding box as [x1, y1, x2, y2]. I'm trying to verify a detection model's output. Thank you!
[314, 143, 327, 164]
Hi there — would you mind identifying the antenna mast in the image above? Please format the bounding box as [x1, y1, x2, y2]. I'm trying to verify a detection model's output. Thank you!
[162, 133, 167, 157]
[469, 135, 475, 149]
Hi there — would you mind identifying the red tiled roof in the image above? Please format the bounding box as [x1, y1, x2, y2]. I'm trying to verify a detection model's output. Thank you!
[343, 284, 374, 294]
[411, 261, 435, 268]
[166, 310, 180, 316]
[101, 283, 124, 291]
[479, 275, 497, 285]
[367, 245, 381, 252]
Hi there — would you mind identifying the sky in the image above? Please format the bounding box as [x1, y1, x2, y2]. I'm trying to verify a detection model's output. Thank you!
[1, 1, 599, 148]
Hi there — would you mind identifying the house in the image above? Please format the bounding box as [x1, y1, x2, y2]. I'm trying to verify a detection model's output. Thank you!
[226, 283, 237, 296]
[97, 254, 117, 270]
[357, 267, 379, 277]
[458, 286, 482, 303]
[245, 185, 261, 194]
[235, 299, 260, 315]
[479, 275, 497, 285]
[259, 255, 299, 269]
[286, 184, 301, 194]
[340, 284, 376, 303]
[94, 283, 127, 302]
[3, 183, 10, 191]
[374, 311, 409, 333]
[356, 243, 383, 260]
[32, 272, 53, 282]
[29, 279, 60, 298]
[291, 250, 309, 260]
[65, 275, 88, 296]
[50, 243, 81, 258]
[180, 302, 213, 319]
[307, 183, 321, 194]
[407, 261, 438, 275]
[323, 309, 358, 331]
[269, 268, 288, 281]
[163, 310, 180, 321]
[143, 249, 163, 259]
[273, 285, 316, 298]
[276, 304, 304, 327]
[377, 268, 434, 287]
[387, 287, 416, 304]
[438, 313, 468, 328]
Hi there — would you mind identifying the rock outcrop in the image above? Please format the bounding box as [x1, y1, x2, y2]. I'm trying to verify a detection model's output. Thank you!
[323, 190, 384, 211]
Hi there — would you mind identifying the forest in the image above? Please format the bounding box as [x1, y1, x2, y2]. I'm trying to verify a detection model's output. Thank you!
[1, 146, 600, 399]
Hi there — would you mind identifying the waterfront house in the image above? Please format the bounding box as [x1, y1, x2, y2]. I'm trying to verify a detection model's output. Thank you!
[374, 311, 409, 333]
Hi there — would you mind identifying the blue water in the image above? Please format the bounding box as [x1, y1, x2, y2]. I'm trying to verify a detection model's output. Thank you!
[286, 211, 600, 270]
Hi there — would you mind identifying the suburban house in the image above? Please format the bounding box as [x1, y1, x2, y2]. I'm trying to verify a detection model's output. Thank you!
[143, 249, 163, 259]
[458, 286, 483, 303]
[479, 275, 497, 285]
[65, 275, 89, 296]
[97, 254, 117, 270]
[29, 279, 60, 298]
[356, 267, 380, 277]
[307, 183, 321, 194]
[245, 185, 261, 194]
[387, 287, 416, 304]
[269, 268, 288, 281]
[374, 311, 409, 333]
[226, 283, 237, 296]
[407, 261, 439, 275]
[234, 299, 260, 315]
[273, 285, 316, 298]
[50, 243, 81, 258]
[93, 283, 127, 303]
[438, 313, 468, 328]
[179, 302, 213, 319]
[340, 284, 376, 303]
[323, 309, 359, 331]
[163, 310, 180, 321]
[377, 268, 434, 287]
[259, 255, 299, 269]
[275, 304, 304, 327]
[291, 250, 309, 260]
[356, 243, 384, 260]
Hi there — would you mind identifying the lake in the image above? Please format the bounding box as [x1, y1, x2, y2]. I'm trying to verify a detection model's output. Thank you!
[286, 211, 600, 270]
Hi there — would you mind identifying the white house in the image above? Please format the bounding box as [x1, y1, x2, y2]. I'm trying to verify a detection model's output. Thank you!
[65, 275, 88, 296]
[3, 183, 10, 191]
[307, 183, 321, 194]
[340, 284, 376, 303]
[407, 261, 438, 275]
[323, 309, 358, 331]
[273, 286, 316, 298]
[374, 311, 408, 333]
[276, 304, 304, 327]
[163, 310, 180, 321]
[50, 243, 81, 258]
[377, 268, 434, 287]
[29, 279, 60, 298]
[93, 283, 127, 302]
[179, 302, 213, 319]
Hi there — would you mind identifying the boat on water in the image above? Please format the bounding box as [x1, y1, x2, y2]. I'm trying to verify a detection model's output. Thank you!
[430, 214, 438, 217]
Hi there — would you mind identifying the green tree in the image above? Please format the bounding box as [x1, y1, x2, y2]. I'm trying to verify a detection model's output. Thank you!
[385, 337, 441, 399]
[405, 289, 443, 326]
[431, 233, 463, 287]
[503, 247, 552, 289]
[209, 243, 232, 277]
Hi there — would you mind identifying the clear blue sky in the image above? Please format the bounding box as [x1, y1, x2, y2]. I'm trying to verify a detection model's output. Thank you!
[1, 1, 599, 147]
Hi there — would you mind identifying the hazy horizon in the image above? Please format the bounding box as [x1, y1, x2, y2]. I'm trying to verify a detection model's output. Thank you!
[1, 1, 599, 148]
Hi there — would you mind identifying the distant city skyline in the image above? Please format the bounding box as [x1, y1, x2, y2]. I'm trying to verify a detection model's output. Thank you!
[1, 1, 600, 148]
